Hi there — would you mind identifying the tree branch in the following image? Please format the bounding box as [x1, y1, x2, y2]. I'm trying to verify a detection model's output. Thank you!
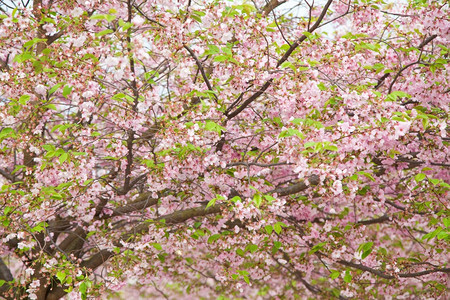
[121, 204, 224, 241]
[0, 258, 13, 294]
[277, 0, 334, 67]
[357, 214, 390, 225]
[388, 60, 428, 94]
[338, 260, 450, 279]
[227, 161, 292, 168]
[417, 34, 437, 49]
[107, 192, 159, 218]
[261, 0, 287, 16]
[183, 45, 218, 103]
[225, 0, 334, 119]
[0, 168, 15, 182]
[270, 174, 320, 196]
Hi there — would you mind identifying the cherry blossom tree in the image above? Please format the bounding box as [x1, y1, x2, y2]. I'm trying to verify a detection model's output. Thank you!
[0, 0, 448, 299]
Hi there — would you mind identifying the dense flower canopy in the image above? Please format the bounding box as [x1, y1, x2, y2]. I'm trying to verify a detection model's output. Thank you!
[0, 0, 448, 299]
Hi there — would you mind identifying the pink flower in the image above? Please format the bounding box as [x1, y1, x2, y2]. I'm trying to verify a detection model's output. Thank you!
[43, 23, 57, 35]
[73, 35, 86, 47]
[35, 84, 47, 96]
[394, 121, 411, 139]
[332, 180, 343, 195]
[132, 15, 145, 26]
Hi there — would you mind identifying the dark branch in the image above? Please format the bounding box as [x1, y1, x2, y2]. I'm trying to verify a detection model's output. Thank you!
[0, 258, 13, 294]
[338, 260, 450, 279]
[357, 214, 390, 225]
[107, 192, 159, 218]
[0, 168, 15, 182]
[227, 161, 292, 168]
[183, 45, 218, 103]
[261, 0, 287, 16]
[226, 0, 334, 119]
[277, 0, 334, 67]
[418, 34, 437, 49]
[270, 174, 320, 196]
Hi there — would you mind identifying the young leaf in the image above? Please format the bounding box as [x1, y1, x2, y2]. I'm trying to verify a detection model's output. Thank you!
[207, 234, 221, 244]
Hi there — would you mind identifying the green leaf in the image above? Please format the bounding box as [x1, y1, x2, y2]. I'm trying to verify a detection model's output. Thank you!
[152, 243, 162, 250]
[90, 14, 107, 20]
[273, 223, 282, 234]
[105, 14, 116, 22]
[59, 152, 68, 164]
[31, 221, 47, 233]
[214, 55, 228, 62]
[304, 141, 316, 148]
[221, 46, 232, 56]
[118, 19, 132, 31]
[317, 82, 327, 91]
[236, 248, 245, 256]
[33, 60, 43, 73]
[56, 271, 66, 283]
[207, 234, 221, 244]
[330, 270, 340, 279]
[230, 196, 241, 203]
[343, 270, 352, 283]
[44, 104, 57, 110]
[357, 242, 374, 259]
[357, 171, 375, 182]
[437, 231, 448, 240]
[272, 241, 282, 253]
[23, 38, 47, 50]
[79, 281, 87, 293]
[415, 173, 426, 182]
[279, 128, 304, 139]
[207, 44, 220, 54]
[243, 275, 250, 284]
[19, 95, 30, 105]
[324, 144, 338, 151]
[363, 242, 373, 251]
[49, 82, 64, 95]
[206, 198, 216, 209]
[422, 227, 443, 241]
[386, 91, 411, 101]
[280, 61, 296, 72]
[264, 225, 273, 235]
[302, 31, 313, 38]
[443, 218, 450, 228]
[42, 144, 55, 152]
[310, 242, 326, 254]
[361, 249, 372, 259]
[204, 120, 225, 133]
[62, 85, 73, 98]
[253, 193, 262, 207]
[0, 128, 16, 140]
[246, 244, 258, 253]
[96, 29, 114, 37]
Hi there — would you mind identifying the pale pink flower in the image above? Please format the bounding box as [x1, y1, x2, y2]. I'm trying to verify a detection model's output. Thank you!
[332, 180, 343, 195]
[27, 293, 37, 300]
[0, 72, 10, 81]
[73, 35, 86, 47]
[43, 23, 57, 35]
[30, 280, 40, 288]
[132, 15, 145, 26]
[104, 56, 118, 67]
[25, 268, 34, 276]
[72, 7, 84, 17]
[394, 121, 411, 139]
[35, 84, 47, 96]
